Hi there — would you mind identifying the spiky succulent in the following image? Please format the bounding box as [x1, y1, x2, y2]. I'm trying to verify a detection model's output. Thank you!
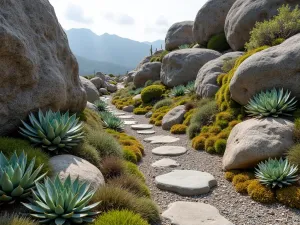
[178, 44, 190, 49]
[22, 175, 100, 224]
[170, 85, 186, 97]
[99, 111, 124, 131]
[0, 151, 46, 204]
[255, 158, 299, 188]
[245, 88, 297, 118]
[185, 81, 195, 94]
[20, 109, 84, 152]
[94, 100, 108, 112]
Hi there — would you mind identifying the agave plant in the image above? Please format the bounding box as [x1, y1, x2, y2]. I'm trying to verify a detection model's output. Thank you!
[245, 88, 297, 118]
[178, 44, 190, 49]
[99, 111, 124, 131]
[19, 109, 84, 152]
[255, 158, 299, 188]
[94, 100, 108, 112]
[22, 175, 100, 224]
[185, 81, 195, 94]
[0, 151, 46, 204]
[170, 85, 186, 97]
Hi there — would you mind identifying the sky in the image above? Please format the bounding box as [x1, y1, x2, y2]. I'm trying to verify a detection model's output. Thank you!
[49, 0, 207, 42]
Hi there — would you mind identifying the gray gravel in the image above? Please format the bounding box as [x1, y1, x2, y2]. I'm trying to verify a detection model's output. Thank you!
[108, 98, 300, 225]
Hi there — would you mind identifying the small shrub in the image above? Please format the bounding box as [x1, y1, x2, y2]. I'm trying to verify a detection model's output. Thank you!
[0, 214, 38, 225]
[235, 180, 252, 194]
[124, 161, 145, 181]
[123, 146, 142, 162]
[170, 85, 186, 97]
[232, 173, 255, 186]
[214, 139, 227, 154]
[141, 85, 165, 103]
[79, 108, 103, 130]
[204, 137, 217, 152]
[247, 180, 276, 203]
[145, 80, 153, 87]
[185, 81, 195, 95]
[272, 38, 285, 46]
[155, 120, 162, 126]
[192, 136, 206, 150]
[153, 99, 173, 111]
[94, 99, 108, 111]
[94, 210, 149, 225]
[72, 142, 101, 166]
[207, 33, 230, 51]
[224, 170, 241, 182]
[170, 124, 187, 134]
[123, 148, 138, 164]
[276, 186, 300, 209]
[100, 111, 124, 131]
[287, 144, 300, 170]
[187, 124, 201, 139]
[134, 108, 149, 115]
[293, 118, 300, 143]
[100, 157, 124, 180]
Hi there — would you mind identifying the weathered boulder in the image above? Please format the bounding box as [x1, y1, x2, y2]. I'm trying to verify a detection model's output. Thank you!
[223, 118, 294, 170]
[106, 82, 117, 92]
[133, 62, 161, 88]
[122, 105, 134, 112]
[230, 34, 300, 105]
[193, 0, 237, 45]
[99, 88, 109, 95]
[96, 72, 106, 81]
[124, 70, 135, 84]
[135, 50, 164, 71]
[0, 0, 87, 135]
[162, 105, 186, 130]
[50, 155, 105, 190]
[165, 21, 194, 51]
[80, 77, 99, 103]
[161, 49, 221, 87]
[225, 0, 298, 50]
[90, 77, 104, 89]
[195, 51, 243, 98]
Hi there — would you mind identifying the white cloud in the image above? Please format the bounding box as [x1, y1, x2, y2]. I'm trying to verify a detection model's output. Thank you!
[65, 3, 93, 24]
[103, 12, 135, 25]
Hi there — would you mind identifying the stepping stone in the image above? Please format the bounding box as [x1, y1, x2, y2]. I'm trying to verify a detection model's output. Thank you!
[144, 135, 179, 144]
[155, 170, 217, 196]
[162, 201, 233, 225]
[118, 115, 134, 119]
[124, 121, 138, 125]
[152, 146, 187, 156]
[151, 158, 180, 168]
[131, 124, 153, 130]
[113, 112, 126, 116]
[137, 130, 156, 135]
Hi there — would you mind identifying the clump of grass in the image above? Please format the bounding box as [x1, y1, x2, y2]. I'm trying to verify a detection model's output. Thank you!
[0, 213, 38, 225]
[153, 99, 173, 111]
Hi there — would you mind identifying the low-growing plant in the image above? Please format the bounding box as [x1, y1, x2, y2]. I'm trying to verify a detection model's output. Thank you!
[94, 99, 108, 112]
[0, 213, 38, 225]
[123, 148, 138, 164]
[293, 118, 300, 143]
[100, 157, 124, 180]
[141, 85, 165, 103]
[207, 33, 230, 51]
[222, 58, 238, 73]
[153, 99, 173, 111]
[99, 111, 124, 131]
[170, 85, 186, 97]
[276, 186, 300, 209]
[144, 80, 153, 87]
[170, 124, 187, 134]
[185, 81, 195, 94]
[247, 180, 276, 203]
[178, 44, 190, 49]
[287, 144, 300, 171]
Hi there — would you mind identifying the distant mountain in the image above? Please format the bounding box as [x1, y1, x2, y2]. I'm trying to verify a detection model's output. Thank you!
[75, 55, 131, 76]
[66, 28, 165, 72]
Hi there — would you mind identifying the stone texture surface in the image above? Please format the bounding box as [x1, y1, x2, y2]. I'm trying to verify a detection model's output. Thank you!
[193, 0, 237, 45]
[106, 82, 117, 92]
[195, 51, 243, 98]
[137, 130, 156, 135]
[230, 34, 300, 105]
[155, 170, 217, 196]
[124, 120, 138, 125]
[133, 62, 161, 88]
[144, 135, 180, 144]
[162, 201, 234, 225]
[161, 49, 221, 87]
[90, 77, 104, 89]
[131, 124, 154, 130]
[225, 0, 298, 50]
[96, 72, 106, 81]
[223, 118, 294, 170]
[50, 155, 105, 190]
[152, 146, 187, 156]
[151, 158, 180, 168]
[162, 105, 186, 130]
[135, 50, 164, 71]
[122, 105, 134, 112]
[99, 88, 109, 95]
[80, 77, 99, 103]
[86, 102, 98, 112]
[0, 0, 87, 135]
[165, 21, 194, 51]
[118, 115, 134, 119]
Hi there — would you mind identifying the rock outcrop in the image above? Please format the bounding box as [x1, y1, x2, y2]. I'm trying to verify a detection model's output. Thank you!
[80, 77, 99, 103]
[133, 62, 161, 88]
[162, 105, 186, 130]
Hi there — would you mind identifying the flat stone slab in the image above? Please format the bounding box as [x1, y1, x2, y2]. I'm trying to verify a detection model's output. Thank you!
[113, 112, 126, 116]
[131, 124, 154, 130]
[162, 201, 233, 225]
[137, 130, 156, 135]
[144, 135, 180, 144]
[152, 146, 187, 156]
[155, 170, 217, 196]
[118, 115, 134, 119]
[151, 158, 180, 168]
[124, 121, 138, 125]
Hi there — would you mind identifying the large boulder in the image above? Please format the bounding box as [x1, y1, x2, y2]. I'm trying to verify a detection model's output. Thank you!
[50, 155, 105, 190]
[135, 50, 164, 71]
[162, 105, 186, 130]
[225, 0, 298, 51]
[161, 49, 221, 87]
[195, 51, 243, 98]
[230, 34, 300, 105]
[90, 77, 104, 89]
[133, 62, 161, 88]
[193, 0, 237, 45]
[0, 0, 86, 135]
[223, 118, 294, 170]
[105, 82, 117, 92]
[96, 72, 106, 81]
[80, 77, 99, 103]
[124, 70, 135, 84]
[165, 21, 194, 51]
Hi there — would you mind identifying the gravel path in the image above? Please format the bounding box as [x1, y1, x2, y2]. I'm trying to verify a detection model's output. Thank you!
[107, 97, 300, 225]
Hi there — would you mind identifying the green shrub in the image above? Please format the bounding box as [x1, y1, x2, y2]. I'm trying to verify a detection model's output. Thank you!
[144, 80, 153, 87]
[170, 85, 186, 97]
[276, 186, 300, 209]
[246, 5, 300, 50]
[170, 124, 187, 134]
[79, 108, 103, 130]
[287, 144, 300, 170]
[185, 81, 195, 95]
[187, 123, 201, 139]
[0, 214, 38, 225]
[207, 33, 230, 51]
[153, 99, 173, 111]
[100, 157, 125, 180]
[124, 161, 145, 181]
[214, 139, 227, 154]
[123, 148, 138, 164]
[94, 210, 150, 225]
[294, 118, 300, 143]
[141, 85, 165, 103]
[247, 180, 276, 203]
[94, 99, 108, 111]
[72, 142, 101, 166]
[272, 38, 285, 46]
[178, 44, 190, 49]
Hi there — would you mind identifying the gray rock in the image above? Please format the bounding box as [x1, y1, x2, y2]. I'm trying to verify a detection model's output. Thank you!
[133, 62, 161, 88]
[152, 146, 187, 156]
[161, 49, 221, 87]
[131, 124, 153, 130]
[86, 102, 98, 112]
[133, 94, 141, 101]
[165, 21, 194, 51]
[145, 111, 153, 118]
[144, 135, 180, 144]
[162, 201, 234, 225]
[230, 34, 300, 105]
[50, 155, 105, 191]
[124, 121, 138, 125]
[113, 112, 126, 116]
[225, 0, 298, 50]
[135, 50, 163, 70]
[122, 105, 134, 112]
[90, 77, 104, 89]
[99, 88, 109, 95]
[155, 170, 217, 196]
[106, 82, 117, 93]
[118, 115, 134, 119]
[80, 77, 99, 103]
[151, 158, 180, 168]
[162, 105, 186, 130]
[96, 72, 106, 81]
[137, 130, 156, 135]
[195, 51, 243, 98]
[223, 118, 294, 170]
[0, 0, 87, 135]
[193, 0, 237, 45]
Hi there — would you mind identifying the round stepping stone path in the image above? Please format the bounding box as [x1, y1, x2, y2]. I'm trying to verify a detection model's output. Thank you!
[118, 115, 134, 119]
[151, 158, 180, 168]
[113, 112, 126, 116]
[144, 135, 179, 144]
[131, 124, 153, 130]
[155, 170, 217, 196]
[162, 201, 233, 225]
[152, 146, 187, 156]
[137, 130, 156, 135]
[124, 121, 138, 125]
